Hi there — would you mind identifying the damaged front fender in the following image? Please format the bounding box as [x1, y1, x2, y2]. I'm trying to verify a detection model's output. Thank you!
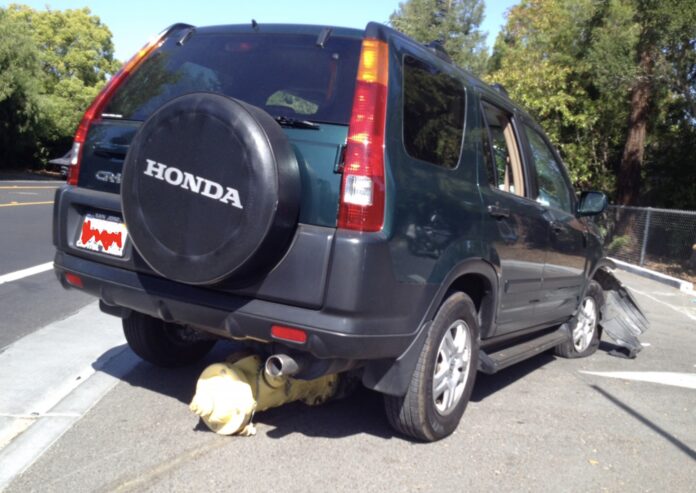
[594, 265, 650, 358]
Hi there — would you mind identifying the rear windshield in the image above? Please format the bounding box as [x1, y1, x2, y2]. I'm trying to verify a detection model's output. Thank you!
[103, 31, 362, 125]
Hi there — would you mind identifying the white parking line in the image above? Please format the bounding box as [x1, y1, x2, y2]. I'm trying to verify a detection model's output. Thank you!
[581, 371, 696, 390]
[0, 263, 53, 286]
[629, 286, 696, 322]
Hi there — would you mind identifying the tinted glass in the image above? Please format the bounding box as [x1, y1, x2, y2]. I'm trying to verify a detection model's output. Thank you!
[104, 32, 361, 124]
[482, 104, 510, 190]
[479, 120, 497, 187]
[403, 56, 465, 168]
[524, 126, 572, 212]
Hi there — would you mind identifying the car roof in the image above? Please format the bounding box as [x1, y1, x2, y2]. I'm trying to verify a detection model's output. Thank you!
[191, 22, 536, 124]
[194, 23, 365, 39]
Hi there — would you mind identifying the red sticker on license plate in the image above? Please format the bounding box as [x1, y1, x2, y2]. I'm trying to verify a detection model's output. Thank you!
[75, 214, 128, 257]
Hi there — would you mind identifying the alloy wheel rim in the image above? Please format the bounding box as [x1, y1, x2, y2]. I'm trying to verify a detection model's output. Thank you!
[432, 319, 472, 415]
[573, 296, 597, 352]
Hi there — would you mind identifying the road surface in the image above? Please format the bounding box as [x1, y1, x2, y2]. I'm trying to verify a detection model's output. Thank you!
[0, 182, 694, 491]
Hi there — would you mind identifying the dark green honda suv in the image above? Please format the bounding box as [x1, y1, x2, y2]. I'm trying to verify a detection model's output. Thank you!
[52, 21, 646, 441]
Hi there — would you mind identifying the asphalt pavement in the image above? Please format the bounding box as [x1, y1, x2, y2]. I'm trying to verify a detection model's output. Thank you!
[0, 187, 694, 491]
[0, 272, 693, 491]
[0, 180, 92, 349]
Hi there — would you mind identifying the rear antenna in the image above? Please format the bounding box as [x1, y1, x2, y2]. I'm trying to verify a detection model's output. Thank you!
[251, 19, 259, 31]
[177, 26, 195, 46]
[425, 41, 452, 64]
[316, 27, 332, 48]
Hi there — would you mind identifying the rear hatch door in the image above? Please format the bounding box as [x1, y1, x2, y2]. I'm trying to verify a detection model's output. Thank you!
[77, 25, 362, 227]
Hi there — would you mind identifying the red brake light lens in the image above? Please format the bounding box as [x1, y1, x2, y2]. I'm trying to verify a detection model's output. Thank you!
[67, 32, 168, 186]
[337, 38, 389, 232]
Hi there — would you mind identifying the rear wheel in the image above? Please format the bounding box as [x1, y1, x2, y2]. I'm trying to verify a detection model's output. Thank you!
[554, 280, 603, 358]
[123, 312, 216, 367]
[384, 292, 479, 442]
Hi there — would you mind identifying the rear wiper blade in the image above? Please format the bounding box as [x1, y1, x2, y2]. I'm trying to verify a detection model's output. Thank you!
[274, 116, 320, 130]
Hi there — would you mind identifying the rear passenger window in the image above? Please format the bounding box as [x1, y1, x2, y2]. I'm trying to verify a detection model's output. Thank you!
[402, 56, 465, 168]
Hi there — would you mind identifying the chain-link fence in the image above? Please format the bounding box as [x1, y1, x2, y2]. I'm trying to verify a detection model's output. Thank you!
[599, 205, 696, 282]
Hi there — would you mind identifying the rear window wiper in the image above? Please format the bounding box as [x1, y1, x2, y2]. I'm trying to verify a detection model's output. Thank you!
[274, 116, 320, 130]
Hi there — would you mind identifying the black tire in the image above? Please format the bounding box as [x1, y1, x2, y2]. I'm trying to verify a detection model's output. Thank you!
[554, 280, 604, 358]
[384, 292, 479, 442]
[121, 93, 300, 285]
[123, 312, 216, 367]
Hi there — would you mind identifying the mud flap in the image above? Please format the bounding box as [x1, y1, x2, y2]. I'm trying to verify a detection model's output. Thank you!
[594, 267, 649, 358]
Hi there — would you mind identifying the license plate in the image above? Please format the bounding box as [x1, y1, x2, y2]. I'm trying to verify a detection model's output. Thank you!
[76, 214, 128, 257]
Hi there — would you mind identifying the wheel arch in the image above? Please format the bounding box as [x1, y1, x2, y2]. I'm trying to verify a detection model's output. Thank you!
[362, 258, 498, 396]
[580, 257, 615, 313]
[426, 258, 499, 339]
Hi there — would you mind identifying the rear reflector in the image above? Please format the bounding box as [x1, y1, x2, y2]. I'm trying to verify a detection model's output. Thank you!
[337, 38, 389, 232]
[271, 325, 308, 344]
[64, 272, 84, 288]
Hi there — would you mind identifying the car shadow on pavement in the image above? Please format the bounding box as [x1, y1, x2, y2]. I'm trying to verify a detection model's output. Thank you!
[94, 342, 239, 405]
[94, 343, 579, 442]
[257, 387, 395, 440]
[94, 341, 397, 440]
[598, 340, 636, 358]
[471, 352, 555, 402]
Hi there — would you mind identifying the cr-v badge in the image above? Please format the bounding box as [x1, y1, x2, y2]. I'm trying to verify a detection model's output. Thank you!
[95, 170, 122, 184]
[143, 159, 243, 209]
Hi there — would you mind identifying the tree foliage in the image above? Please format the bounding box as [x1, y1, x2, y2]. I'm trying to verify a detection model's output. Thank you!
[0, 4, 119, 168]
[390, 0, 489, 76]
[0, 9, 43, 167]
[488, 0, 696, 208]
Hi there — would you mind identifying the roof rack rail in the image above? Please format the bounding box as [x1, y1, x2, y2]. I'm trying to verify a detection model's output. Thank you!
[424, 41, 452, 64]
[491, 83, 509, 97]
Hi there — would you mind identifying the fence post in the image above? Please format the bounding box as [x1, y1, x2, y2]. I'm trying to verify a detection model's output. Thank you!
[639, 208, 652, 266]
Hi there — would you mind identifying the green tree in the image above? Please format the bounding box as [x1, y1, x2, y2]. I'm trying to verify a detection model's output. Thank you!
[0, 9, 43, 168]
[390, 0, 489, 76]
[488, 0, 619, 190]
[488, 0, 696, 208]
[2, 4, 120, 165]
[614, 0, 696, 205]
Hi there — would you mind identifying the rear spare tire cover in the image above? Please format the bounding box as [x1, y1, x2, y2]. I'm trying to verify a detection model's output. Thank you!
[121, 93, 300, 285]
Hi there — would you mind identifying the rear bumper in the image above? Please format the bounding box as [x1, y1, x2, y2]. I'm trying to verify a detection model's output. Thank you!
[53, 187, 437, 361]
[54, 251, 431, 360]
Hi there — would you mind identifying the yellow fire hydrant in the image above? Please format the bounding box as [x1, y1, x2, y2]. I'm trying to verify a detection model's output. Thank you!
[189, 353, 338, 436]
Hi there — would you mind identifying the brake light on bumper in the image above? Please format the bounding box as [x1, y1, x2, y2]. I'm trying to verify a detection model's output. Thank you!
[271, 325, 308, 344]
[64, 272, 84, 288]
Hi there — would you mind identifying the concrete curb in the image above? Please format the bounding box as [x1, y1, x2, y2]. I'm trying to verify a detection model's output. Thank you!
[608, 257, 694, 293]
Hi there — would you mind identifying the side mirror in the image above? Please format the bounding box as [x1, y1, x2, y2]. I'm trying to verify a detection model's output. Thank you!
[577, 191, 608, 216]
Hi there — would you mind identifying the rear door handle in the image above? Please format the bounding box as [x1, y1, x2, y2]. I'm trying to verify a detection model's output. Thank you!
[487, 205, 510, 219]
[550, 221, 564, 233]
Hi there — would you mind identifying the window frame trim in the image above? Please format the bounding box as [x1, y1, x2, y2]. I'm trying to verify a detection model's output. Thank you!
[479, 98, 532, 199]
[520, 121, 578, 214]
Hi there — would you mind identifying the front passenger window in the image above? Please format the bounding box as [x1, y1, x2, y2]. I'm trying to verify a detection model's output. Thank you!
[524, 126, 572, 212]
